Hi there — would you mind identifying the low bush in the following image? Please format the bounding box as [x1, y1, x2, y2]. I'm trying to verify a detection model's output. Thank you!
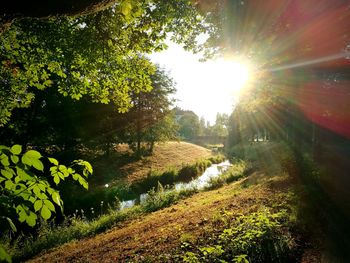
[181, 209, 295, 263]
[208, 155, 226, 164]
[205, 161, 248, 190]
[141, 183, 197, 213]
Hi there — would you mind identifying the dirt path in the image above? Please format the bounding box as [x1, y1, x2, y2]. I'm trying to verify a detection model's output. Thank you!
[29, 172, 291, 262]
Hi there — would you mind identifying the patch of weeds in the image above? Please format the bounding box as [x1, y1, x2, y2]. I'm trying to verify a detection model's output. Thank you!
[141, 182, 197, 213]
[10, 206, 142, 262]
[208, 155, 226, 164]
[178, 209, 298, 263]
[205, 161, 248, 191]
[180, 233, 197, 245]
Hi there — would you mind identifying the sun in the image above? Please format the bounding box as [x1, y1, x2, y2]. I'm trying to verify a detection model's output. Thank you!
[212, 59, 251, 95]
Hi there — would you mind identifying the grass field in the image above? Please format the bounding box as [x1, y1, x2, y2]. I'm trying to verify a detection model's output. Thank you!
[15, 142, 335, 262]
[120, 141, 212, 183]
[91, 141, 213, 188]
[29, 171, 302, 262]
[28, 143, 318, 262]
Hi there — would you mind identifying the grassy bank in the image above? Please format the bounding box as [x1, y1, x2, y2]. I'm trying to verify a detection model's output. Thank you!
[9, 142, 320, 262]
[63, 154, 226, 218]
[24, 160, 303, 262]
[61, 142, 217, 215]
[6, 158, 242, 261]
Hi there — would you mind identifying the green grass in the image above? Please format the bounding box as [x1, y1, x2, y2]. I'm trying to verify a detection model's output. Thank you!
[8, 206, 143, 262]
[180, 209, 296, 263]
[6, 156, 238, 262]
[204, 161, 249, 190]
[141, 184, 198, 213]
[63, 155, 226, 217]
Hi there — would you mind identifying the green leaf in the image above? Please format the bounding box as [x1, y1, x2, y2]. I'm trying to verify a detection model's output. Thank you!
[121, 1, 132, 16]
[52, 192, 61, 206]
[10, 155, 19, 164]
[78, 177, 88, 190]
[44, 200, 55, 212]
[16, 167, 32, 181]
[22, 150, 42, 166]
[32, 185, 42, 198]
[41, 205, 51, 220]
[72, 173, 79, 180]
[28, 196, 36, 203]
[5, 180, 15, 190]
[38, 183, 46, 191]
[26, 211, 37, 226]
[53, 175, 60, 185]
[32, 159, 44, 171]
[48, 157, 58, 165]
[1, 169, 13, 179]
[0, 155, 10, 166]
[14, 175, 21, 183]
[17, 205, 26, 223]
[24, 150, 42, 159]
[85, 162, 93, 175]
[58, 171, 65, 179]
[34, 200, 43, 212]
[16, 204, 37, 226]
[10, 144, 22, 155]
[58, 165, 69, 177]
[6, 217, 17, 232]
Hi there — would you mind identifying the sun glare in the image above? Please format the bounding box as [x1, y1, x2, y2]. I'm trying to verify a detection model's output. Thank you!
[212, 59, 251, 96]
[150, 45, 254, 123]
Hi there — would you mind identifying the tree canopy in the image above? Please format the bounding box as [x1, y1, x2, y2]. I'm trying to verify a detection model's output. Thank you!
[0, 0, 206, 126]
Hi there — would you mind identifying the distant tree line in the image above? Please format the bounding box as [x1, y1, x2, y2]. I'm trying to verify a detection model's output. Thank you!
[174, 108, 229, 144]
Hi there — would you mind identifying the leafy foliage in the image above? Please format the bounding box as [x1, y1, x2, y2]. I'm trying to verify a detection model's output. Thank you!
[0, 0, 207, 126]
[176, 109, 201, 141]
[0, 145, 92, 262]
[116, 66, 178, 154]
[181, 209, 293, 263]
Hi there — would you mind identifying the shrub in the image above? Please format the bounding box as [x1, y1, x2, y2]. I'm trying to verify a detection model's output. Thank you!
[205, 161, 247, 190]
[180, 209, 294, 263]
[141, 183, 197, 213]
[208, 155, 226, 164]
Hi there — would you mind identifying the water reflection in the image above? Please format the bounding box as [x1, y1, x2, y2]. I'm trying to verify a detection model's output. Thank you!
[119, 160, 231, 211]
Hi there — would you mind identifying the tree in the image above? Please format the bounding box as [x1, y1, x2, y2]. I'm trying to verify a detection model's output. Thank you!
[121, 66, 178, 155]
[143, 113, 178, 154]
[176, 110, 200, 141]
[211, 113, 229, 137]
[0, 2, 208, 259]
[198, 117, 207, 136]
[0, 0, 206, 126]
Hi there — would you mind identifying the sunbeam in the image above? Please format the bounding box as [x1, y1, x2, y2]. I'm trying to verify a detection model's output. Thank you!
[268, 53, 349, 72]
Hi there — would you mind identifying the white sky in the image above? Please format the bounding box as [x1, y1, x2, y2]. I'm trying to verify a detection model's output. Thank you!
[149, 42, 243, 124]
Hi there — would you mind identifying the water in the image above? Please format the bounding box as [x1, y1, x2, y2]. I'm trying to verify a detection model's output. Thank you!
[119, 160, 232, 210]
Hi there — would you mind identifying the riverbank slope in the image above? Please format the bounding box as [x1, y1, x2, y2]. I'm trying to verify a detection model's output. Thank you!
[30, 164, 311, 262]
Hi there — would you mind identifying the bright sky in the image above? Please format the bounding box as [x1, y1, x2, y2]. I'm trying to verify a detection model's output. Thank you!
[149, 42, 249, 124]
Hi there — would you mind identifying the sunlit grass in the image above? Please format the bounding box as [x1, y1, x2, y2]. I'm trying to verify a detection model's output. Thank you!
[6, 159, 245, 262]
